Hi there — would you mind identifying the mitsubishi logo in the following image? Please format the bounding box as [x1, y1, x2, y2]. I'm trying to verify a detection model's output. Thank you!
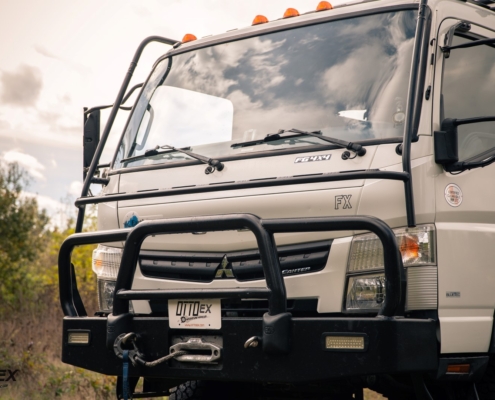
[215, 255, 234, 279]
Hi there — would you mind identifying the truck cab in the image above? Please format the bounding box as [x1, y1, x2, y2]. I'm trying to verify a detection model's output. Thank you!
[59, 0, 495, 398]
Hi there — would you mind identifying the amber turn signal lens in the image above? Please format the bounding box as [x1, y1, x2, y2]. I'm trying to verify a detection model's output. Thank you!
[399, 234, 420, 261]
[317, 1, 333, 11]
[283, 8, 300, 18]
[447, 364, 470, 374]
[252, 15, 269, 25]
[182, 33, 197, 43]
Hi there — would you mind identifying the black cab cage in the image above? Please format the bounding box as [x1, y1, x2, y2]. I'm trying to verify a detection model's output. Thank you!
[58, 214, 406, 354]
[75, 0, 429, 233]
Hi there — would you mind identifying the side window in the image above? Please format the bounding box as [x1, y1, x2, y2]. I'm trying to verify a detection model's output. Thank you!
[442, 34, 495, 161]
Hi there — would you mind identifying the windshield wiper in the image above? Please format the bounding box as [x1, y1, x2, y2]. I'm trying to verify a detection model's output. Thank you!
[232, 128, 366, 159]
[121, 145, 224, 174]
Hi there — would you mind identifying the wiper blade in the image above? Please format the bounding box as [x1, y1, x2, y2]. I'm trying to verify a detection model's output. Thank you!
[121, 145, 224, 174]
[232, 128, 366, 157]
[278, 129, 366, 157]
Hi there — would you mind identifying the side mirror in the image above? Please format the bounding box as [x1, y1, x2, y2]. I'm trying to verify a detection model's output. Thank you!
[83, 109, 100, 180]
[434, 118, 458, 166]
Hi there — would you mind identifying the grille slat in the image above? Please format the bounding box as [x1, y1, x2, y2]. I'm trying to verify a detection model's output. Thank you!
[139, 241, 331, 282]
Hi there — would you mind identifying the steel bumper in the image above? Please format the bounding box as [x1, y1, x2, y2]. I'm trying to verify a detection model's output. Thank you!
[62, 315, 438, 382]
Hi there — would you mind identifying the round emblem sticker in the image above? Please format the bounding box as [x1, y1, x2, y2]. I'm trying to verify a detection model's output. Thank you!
[123, 211, 141, 228]
[444, 184, 463, 207]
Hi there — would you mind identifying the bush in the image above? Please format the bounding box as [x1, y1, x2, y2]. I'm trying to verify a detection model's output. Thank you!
[0, 162, 109, 399]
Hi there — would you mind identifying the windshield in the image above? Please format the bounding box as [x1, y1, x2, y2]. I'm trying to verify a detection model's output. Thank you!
[114, 9, 416, 170]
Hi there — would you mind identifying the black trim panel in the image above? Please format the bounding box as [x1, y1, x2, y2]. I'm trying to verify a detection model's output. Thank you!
[139, 240, 331, 282]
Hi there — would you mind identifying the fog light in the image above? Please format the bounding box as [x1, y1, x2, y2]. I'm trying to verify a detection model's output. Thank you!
[323, 333, 367, 351]
[447, 364, 470, 374]
[68, 330, 90, 345]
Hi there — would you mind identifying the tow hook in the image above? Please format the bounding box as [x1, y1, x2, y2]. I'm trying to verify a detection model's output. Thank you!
[244, 336, 261, 349]
[170, 338, 222, 364]
[113, 332, 143, 365]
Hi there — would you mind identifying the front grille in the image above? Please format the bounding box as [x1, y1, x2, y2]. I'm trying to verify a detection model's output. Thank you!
[139, 240, 332, 282]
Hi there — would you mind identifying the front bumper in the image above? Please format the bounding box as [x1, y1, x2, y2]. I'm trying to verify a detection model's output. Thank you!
[63, 315, 438, 382]
[60, 213, 437, 383]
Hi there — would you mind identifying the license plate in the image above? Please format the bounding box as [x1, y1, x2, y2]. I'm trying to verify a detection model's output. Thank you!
[168, 299, 221, 330]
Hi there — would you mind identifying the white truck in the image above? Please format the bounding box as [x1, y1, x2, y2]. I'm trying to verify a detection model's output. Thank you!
[58, 0, 495, 398]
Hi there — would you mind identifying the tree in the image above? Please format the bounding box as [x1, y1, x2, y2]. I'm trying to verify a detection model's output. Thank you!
[0, 162, 50, 308]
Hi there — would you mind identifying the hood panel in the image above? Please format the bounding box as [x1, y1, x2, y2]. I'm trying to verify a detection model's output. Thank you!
[118, 186, 362, 252]
[117, 147, 376, 207]
[115, 148, 377, 251]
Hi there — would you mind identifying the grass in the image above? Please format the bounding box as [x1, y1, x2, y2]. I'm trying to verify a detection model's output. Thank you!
[0, 290, 387, 399]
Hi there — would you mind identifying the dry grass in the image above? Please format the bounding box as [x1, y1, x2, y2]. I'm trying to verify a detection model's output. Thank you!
[0, 290, 115, 400]
[0, 290, 387, 400]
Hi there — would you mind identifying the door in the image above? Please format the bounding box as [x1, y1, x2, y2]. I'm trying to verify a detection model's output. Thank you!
[434, 17, 495, 354]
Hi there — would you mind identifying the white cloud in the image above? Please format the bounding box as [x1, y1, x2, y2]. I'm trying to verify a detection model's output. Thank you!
[2, 149, 46, 180]
[21, 191, 74, 230]
[23, 191, 63, 212]
[69, 180, 83, 197]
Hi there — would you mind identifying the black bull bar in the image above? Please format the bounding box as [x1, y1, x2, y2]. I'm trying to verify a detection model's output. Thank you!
[59, 214, 438, 378]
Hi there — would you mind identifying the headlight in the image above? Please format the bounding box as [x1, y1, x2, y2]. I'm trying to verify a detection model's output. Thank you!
[346, 273, 385, 311]
[92, 245, 130, 313]
[345, 224, 436, 311]
[97, 279, 117, 312]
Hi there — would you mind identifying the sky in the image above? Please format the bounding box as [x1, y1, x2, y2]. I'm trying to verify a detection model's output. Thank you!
[0, 0, 349, 226]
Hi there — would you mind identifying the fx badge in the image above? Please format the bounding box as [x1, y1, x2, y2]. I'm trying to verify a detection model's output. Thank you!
[335, 195, 352, 210]
[294, 154, 331, 163]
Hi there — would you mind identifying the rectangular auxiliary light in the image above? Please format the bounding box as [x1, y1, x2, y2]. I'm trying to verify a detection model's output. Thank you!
[67, 330, 91, 345]
[322, 333, 368, 352]
[447, 364, 470, 374]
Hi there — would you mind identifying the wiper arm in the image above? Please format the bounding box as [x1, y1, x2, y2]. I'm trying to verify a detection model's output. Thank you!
[121, 145, 224, 174]
[232, 128, 366, 158]
[278, 129, 366, 157]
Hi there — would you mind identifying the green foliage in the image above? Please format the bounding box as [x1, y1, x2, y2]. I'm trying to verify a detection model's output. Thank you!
[0, 163, 50, 310]
[42, 218, 98, 312]
[0, 162, 108, 398]
[0, 162, 99, 314]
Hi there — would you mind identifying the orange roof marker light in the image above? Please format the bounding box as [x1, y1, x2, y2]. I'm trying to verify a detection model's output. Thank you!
[316, 1, 333, 11]
[252, 15, 269, 25]
[283, 8, 300, 18]
[182, 33, 197, 43]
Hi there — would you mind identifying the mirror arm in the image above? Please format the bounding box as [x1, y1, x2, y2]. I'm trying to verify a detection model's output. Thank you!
[90, 177, 110, 185]
[454, 115, 495, 126]
[441, 37, 495, 57]
[77, 36, 179, 233]
[84, 83, 144, 115]
[445, 155, 495, 173]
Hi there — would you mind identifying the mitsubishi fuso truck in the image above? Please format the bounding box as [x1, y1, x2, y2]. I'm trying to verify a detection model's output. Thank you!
[58, 0, 495, 398]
